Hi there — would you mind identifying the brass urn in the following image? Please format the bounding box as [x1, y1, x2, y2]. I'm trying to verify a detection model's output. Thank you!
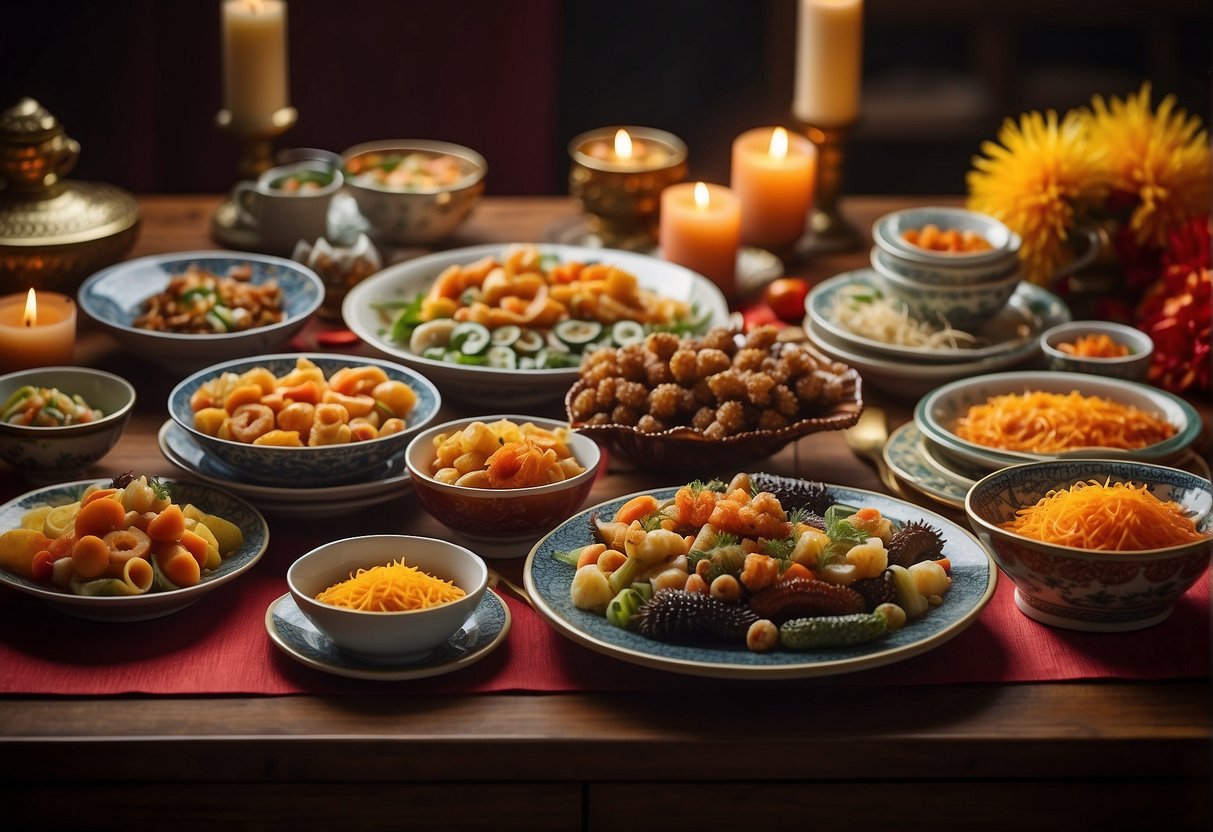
[0, 98, 140, 294]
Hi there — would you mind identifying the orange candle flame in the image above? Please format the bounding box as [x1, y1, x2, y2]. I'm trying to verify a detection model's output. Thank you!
[693, 181, 710, 209]
[768, 126, 789, 160]
[22, 289, 37, 328]
[613, 129, 633, 161]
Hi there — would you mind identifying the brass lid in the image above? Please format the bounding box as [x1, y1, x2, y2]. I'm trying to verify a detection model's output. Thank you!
[0, 98, 140, 247]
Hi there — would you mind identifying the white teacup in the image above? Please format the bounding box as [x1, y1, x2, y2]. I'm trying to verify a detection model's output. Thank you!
[231, 161, 342, 255]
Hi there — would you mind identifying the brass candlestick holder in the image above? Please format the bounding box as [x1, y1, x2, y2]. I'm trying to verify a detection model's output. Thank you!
[562, 126, 688, 251]
[211, 105, 298, 249]
[799, 122, 862, 254]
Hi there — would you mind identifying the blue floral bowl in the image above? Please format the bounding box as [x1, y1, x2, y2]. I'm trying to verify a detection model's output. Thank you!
[0, 367, 136, 484]
[168, 353, 440, 487]
[869, 251, 1021, 328]
[78, 251, 324, 373]
[1040, 320, 1153, 382]
[872, 206, 1020, 267]
[965, 459, 1212, 632]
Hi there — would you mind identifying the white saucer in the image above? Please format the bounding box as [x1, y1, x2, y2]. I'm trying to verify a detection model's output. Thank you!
[882, 421, 968, 509]
[157, 420, 411, 517]
[264, 590, 510, 681]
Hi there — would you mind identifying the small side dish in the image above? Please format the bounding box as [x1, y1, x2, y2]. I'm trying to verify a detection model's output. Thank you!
[270, 168, 337, 192]
[901, 224, 993, 253]
[134, 263, 284, 334]
[827, 283, 979, 350]
[0, 474, 244, 596]
[1056, 333, 1130, 358]
[315, 558, 466, 611]
[2, 385, 102, 426]
[427, 417, 584, 488]
[556, 472, 954, 654]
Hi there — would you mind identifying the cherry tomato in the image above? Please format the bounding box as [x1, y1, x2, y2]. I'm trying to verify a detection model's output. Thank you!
[763, 278, 810, 323]
[741, 303, 784, 332]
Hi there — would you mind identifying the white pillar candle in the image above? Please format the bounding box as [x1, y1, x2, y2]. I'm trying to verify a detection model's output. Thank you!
[792, 0, 863, 127]
[221, 0, 289, 126]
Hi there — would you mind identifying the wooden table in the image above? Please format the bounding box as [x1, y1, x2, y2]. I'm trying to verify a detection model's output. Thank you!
[1, 196, 1208, 831]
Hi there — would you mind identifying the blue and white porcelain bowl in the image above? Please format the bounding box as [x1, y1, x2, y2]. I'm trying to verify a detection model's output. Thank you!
[870, 245, 1019, 286]
[1040, 320, 1154, 382]
[0, 367, 136, 484]
[965, 459, 1212, 632]
[78, 251, 324, 373]
[872, 206, 1020, 267]
[168, 353, 440, 488]
[287, 534, 489, 663]
[869, 253, 1021, 329]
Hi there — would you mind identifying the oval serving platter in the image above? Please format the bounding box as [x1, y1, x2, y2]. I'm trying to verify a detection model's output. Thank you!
[524, 482, 996, 679]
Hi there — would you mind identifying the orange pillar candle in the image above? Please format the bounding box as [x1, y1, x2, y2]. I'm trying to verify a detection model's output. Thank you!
[730, 126, 817, 248]
[659, 182, 741, 300]
[0, 290, 77, 373]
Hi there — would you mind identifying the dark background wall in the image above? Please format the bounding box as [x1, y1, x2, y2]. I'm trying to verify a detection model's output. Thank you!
[2, 0, 1209, 196]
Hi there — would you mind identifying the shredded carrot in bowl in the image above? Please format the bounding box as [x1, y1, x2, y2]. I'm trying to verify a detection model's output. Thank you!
[1000, 479, 1207, 550]
[316, 558, 465, 611]
[954, 390, 1176, 453]
[1056, 333, 1131, 358]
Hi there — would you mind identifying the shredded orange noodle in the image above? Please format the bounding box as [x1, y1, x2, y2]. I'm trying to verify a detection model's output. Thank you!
[954, 390, 1176, 452]
[1001, 479, 1206, 550]
[316, 558, 466, 611]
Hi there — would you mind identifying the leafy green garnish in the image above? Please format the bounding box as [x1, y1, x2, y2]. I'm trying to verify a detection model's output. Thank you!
[149, 477, 172, 501]
[380, 293, 427, 344]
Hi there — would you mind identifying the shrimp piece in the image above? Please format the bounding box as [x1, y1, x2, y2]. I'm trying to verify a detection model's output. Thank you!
[372, 380, 417, 418]
[329, 365, 390, 397]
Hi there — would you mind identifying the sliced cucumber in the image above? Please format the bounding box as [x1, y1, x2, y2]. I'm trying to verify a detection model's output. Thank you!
[518, 356, 537, 370]
[490, 325, 522, 347]
[421, 346, 448, 361]
[513, 328, 544, 355]
[554, 319, 604, 348]
[610, 320, 647, 346]
[537, 349, 581, 369]
[486, 345, 518, 369]
[450, 321, 491, 355]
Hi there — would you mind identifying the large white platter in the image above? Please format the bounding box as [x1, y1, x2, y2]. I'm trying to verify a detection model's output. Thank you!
[342, 243, 730, 407]
[524, 482, 996, 679]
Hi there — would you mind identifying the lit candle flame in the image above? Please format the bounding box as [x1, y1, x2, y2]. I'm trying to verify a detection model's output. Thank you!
[693, 181, 710, 209]
[22, 289, 37, 328]
[768, 126, 789, 160]
[614, 129, 633, 160]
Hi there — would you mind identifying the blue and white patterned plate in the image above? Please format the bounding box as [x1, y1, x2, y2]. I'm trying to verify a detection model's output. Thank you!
[265, 589, 510, 681]
[0, 478, 269, 622]
[523, 483, 997, 679]
[157, 420, 410, 518]
[882, 421, 969, 510]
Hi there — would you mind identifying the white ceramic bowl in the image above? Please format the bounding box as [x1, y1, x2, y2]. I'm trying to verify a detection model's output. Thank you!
[0, 367, 136, 484]
[872, 206, 1020, 266]
[405, 414, 601, 545]
[1040, 320, 1154, 381]
[78, 251, 324, 373]
[168, 353, 441, 488]
[0, 477, 269, 621]
[915, 371, 1202, 471]
[870, 251, 1021, 328]
[342, 243, 731, 408]
[965, 459, 1212, 631]
[287, 534, 488, 662]
[341, 139, 487, 246]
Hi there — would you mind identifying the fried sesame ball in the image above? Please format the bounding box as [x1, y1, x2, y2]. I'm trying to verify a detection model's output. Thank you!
[732, 347, 768, 373]
[611, 404, 642, 425]
[617, 345, 647, 380]
[692, 405, 716, 431]
[617, 381, 648, 409]
[648, 383, 684, 420]
[744, 325, 779, 350]
[595, 376, 619, 410]
[645, 331, 680, 360]
[695, 348, 732, 378]
[700, 328, 739, 354]
[771, 384, 800, 418]
[715, 400, 747, 435]
[636, 414, 668, 433]
[757, 409, 789, 431]
[744, 371, 776, 407]
[795, 372, 825, 403]
[570, 387, 599, 421]
[707, 369, 747, 401]
[644, 359, 674, 387]
[668, 348, 700, 384]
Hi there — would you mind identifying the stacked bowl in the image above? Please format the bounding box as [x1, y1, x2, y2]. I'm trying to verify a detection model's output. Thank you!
[869, 206, 1023, 329]
[805, 206, 1070, 399]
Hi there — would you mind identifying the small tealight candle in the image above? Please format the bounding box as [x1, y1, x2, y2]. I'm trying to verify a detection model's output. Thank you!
[731, 126, 817, 249]
[659, 182, 741, 300]
[578, 127, 674, 171]
[0, 289, 77, 373]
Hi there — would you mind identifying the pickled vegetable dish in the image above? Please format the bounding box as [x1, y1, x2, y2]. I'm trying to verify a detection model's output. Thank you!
[2, 385, 103, 426]
[378, 244, 709, 370]
[0, 474, 244, 596]
[554, 472, 954, 653]
[345, 151, 468, 191]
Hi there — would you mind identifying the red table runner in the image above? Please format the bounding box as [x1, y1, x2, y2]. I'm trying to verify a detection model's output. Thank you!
[1, 528, 1207, 696]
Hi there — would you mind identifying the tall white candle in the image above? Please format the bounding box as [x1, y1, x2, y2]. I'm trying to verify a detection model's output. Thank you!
[792, 0, 863, 126]
[221, 0, 289, 126]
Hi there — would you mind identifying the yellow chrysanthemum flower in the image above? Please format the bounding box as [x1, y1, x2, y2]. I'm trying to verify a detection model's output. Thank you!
[967, 109, 1108, 285]
[1087, 83, 1211, 249]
